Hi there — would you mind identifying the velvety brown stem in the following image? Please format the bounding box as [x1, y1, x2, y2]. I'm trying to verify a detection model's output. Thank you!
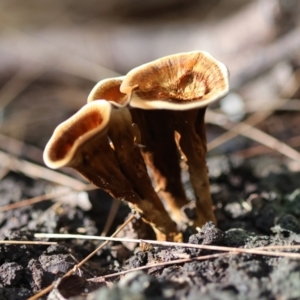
[108, 108, 181, 241]
[73, 134, 139, 203]
[130, 109, 190, 225]
[173, 108, 216, 227]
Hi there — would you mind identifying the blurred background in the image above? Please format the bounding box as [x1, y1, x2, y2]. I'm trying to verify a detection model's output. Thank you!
[0, 0, 300, 173]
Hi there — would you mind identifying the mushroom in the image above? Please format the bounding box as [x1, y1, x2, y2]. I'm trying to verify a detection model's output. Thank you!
[88, 76, 129, 107]
[43, 100, 181, 241]
[88, 78, 190, 226]
[120, 51, 230, 227]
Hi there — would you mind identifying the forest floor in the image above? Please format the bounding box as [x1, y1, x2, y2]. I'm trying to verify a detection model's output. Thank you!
[1, 152, 300, 299]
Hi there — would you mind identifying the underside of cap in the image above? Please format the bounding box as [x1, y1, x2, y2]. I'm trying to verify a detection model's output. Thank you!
[120, 51, 229, 110]
[43, 100, 112, 169]
[87, 76, 129, 107]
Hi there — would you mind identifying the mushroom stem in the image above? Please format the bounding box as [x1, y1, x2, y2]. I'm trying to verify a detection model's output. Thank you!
[108, 107, 181, 241]
[73, 134, 139, 203]
[130, 109, 190, 225]
[173, 108, 216, 227]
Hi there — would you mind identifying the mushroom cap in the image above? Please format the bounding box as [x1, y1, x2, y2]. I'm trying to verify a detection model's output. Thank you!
[120, 51, 229, 110]
[87, 76, 129, 107]
[43, 100, 112, 169]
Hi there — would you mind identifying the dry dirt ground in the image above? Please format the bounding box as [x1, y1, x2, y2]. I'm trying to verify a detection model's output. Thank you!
[1, 154, 300, 299]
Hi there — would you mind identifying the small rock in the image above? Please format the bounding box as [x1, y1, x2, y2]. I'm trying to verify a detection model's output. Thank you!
[224, 228, 250, 247]
[0, 262, 23, 286]
[188, 222, 225, 256]
[272, 214, 300, 234]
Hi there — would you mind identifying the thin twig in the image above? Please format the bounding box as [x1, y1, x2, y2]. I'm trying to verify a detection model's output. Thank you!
[0, 150, 88, 190]
[242, 99, 300, 113]
[231, 134, 300, 159]
[34, 234, 300, 259]
[0, 240, 56, 245]
[206, 107, 282, 152]
[206, 110, 300, 163]
[0, 184, 95, 213]
[255, 245, 300, 250]
[89, 243, 300, 281]
[28, 215, 135, 300]
[207, 70, 299, 152]
[89, 253, 226, 281]
[0, 66, 45, 109]
[101, 198, 120, 236]
[0, 133, 44, 165]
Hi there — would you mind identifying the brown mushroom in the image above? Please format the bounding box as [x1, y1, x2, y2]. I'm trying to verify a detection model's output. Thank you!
[43, 100, 181, 241]
[88, 76, 129, 107]
[88, 78, 190, 226]
[120, 51, 230, 227]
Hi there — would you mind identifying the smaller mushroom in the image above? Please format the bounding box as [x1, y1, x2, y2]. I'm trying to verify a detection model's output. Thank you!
[43, 100, 136, 201]
[120, 51, 230, 227]
[44, 100, 181, 241]
[88, 76, 129, 107]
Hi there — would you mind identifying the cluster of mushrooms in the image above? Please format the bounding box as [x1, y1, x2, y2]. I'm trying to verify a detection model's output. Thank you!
[43, 51, 229, 242]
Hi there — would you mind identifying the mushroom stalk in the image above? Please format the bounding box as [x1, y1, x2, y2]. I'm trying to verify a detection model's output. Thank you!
[108, 107, 181, 241]
[73, 134, 139, 203]
[173, 108, 216, 226]
[130, 109, 190, 225]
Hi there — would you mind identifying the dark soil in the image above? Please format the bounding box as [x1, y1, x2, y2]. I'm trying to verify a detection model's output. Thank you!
[1, 155, 300, 299]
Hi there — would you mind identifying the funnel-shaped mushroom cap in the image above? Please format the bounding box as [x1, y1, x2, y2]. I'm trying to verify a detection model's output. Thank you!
[44, 100, 112, 169]
[120, 51, 229, 110]
[88, 76, 129, 107]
